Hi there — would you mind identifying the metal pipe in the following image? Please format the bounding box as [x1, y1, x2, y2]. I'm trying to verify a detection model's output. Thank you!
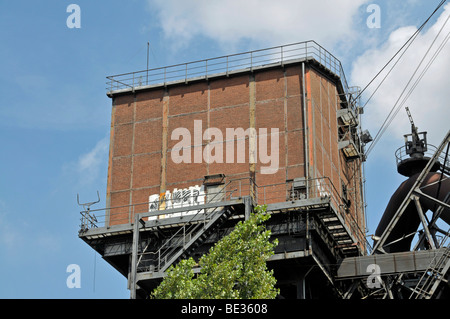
[375, 172, 450, 252]
[302, 63, 310, 195]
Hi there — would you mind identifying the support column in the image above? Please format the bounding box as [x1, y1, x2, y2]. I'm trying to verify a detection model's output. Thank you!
[129, 213, 140, 299]
[296, 277, 306, 299]
[244, 196, 252, 220]
[296, 266, 313, 299]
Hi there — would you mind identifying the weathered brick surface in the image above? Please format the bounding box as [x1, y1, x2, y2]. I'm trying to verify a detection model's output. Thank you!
[106, 64, 364, 235]
[255, 69, 285, 101]
[132, 153, 161, 189]
[113, 124, 133, 157]
[166, 145, 207, 185]
[210, 75, 249, 108]
[134, 119, 163, 155]
[135, 90, 164, 121]
[111, 156, 131, 192]
[255, 99, 284, 131]
[169, 82, 208, 116]
[113, 95, 134, 125]
[287, 130, 305, 165]
[167, 112, 207, 150]
[109, 191, 131, 225]
[209, 104, 250, 133]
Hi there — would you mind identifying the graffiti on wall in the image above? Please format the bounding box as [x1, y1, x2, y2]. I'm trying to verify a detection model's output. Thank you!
[148, 185, 205, 220]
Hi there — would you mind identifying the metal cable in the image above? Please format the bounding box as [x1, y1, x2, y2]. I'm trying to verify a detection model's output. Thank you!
[355, 0, 447, 102]
[366, 9, 450, 156]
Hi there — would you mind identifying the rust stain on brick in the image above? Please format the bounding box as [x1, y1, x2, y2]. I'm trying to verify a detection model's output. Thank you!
[129, 95, 137, 215]
[160, 90, 169, 194]
[249, 74, 256, 181]
[105, 97, 116, 222]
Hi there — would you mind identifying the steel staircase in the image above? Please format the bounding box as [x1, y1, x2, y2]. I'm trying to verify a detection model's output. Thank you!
[318, 210, 360, 258]
[141, 203, 239, 274]
[409, 229, 450, 299]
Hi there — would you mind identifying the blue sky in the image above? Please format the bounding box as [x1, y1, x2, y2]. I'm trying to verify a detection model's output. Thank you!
[0, 1, 449, 298]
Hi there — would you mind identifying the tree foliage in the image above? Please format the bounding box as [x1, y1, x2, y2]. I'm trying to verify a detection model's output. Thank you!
[151, 205, 279, 299]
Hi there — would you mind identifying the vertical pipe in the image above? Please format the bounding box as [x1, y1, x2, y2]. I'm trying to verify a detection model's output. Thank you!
[244, 196, 251, 220]
[302, 63, 310, 196]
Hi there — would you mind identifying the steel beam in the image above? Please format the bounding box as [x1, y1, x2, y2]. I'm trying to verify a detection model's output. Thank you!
[412, 195, 436, 250]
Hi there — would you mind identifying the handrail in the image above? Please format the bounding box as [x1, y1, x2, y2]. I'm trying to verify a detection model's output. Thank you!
[79, 176, 367, 250]
[106, 40, 351, 107]
[395, 144, 445, 165]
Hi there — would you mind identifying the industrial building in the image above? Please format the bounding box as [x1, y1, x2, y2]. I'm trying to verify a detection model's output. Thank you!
[78, 41, 449, 299]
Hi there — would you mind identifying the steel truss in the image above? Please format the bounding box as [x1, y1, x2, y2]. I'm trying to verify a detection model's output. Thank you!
[344, 130, 450, 299]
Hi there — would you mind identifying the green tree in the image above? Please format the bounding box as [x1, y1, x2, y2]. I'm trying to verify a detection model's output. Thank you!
[151, 205, 279, 299]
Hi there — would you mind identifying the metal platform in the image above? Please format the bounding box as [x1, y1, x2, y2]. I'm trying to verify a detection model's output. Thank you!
[78, 176, 366, 299]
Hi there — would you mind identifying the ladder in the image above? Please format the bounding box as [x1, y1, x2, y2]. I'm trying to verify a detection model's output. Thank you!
[409, 230, 450, 299]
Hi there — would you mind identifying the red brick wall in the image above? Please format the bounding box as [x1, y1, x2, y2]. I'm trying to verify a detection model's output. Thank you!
[106, 63, 364, 239]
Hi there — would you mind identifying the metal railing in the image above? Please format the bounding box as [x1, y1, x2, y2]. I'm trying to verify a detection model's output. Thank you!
[256, 176, 368, 250]
[140, 179, 239, 273]
[78, 177, 255, 231]
[395, 144, 449, 167]
[106, 40, 350, 100]
[79, 176, 366, 247]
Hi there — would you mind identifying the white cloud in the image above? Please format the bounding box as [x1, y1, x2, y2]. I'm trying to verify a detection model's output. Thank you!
[76, 136, 109, 186]
[62, 135, 109, 188]
[148, 0, 370, 50]
[351, 3, 450, 159]
[147, 0, 450, 161]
